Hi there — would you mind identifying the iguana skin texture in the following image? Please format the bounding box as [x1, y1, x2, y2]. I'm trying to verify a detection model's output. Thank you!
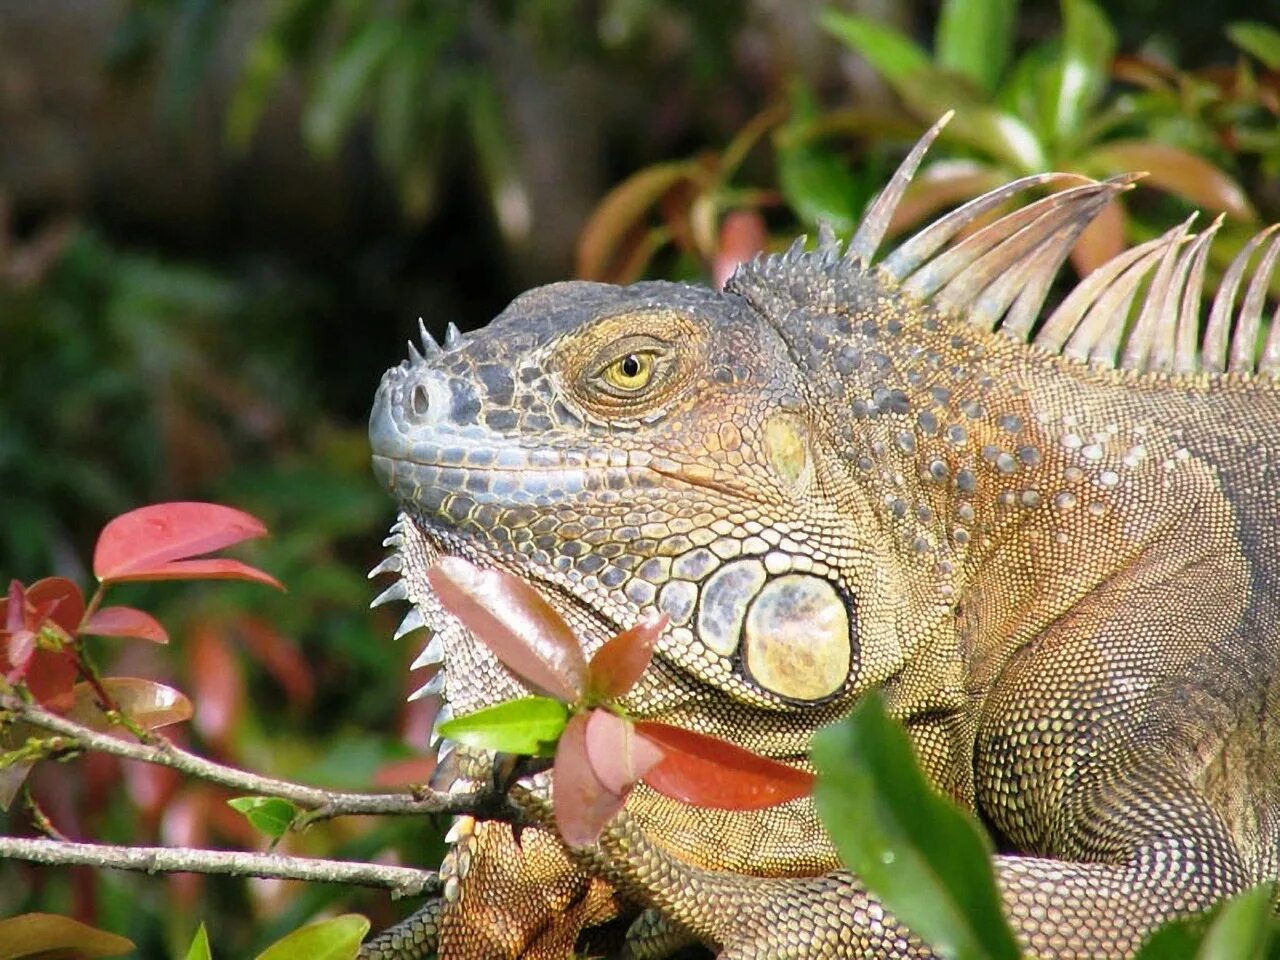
[365, 121, 1280, 958]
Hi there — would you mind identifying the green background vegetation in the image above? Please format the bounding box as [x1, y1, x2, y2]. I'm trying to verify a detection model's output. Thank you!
[0, 0, 1277, 955]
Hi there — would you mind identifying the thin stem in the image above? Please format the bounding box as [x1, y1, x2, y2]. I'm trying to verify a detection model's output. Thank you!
[0, 696, 498, 821]
[0, 836, 438, 898]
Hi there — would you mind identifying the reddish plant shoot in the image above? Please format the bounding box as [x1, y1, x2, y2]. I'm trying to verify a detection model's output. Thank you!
[81, 606, 169, 645]
[426, 557, 586, 702]
[93, 502, 282, 588]
[585, 614, 667, 703]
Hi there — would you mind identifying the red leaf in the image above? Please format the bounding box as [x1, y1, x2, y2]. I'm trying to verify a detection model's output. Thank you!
[713, 210, 768, 290]
[25, 578, 85, 635]
[23, 649, 79, 712]
[81, 606, 169, 644]
[236, 616, 313, 707]
[189, 624, 244, 749]
[427, 557, 586, 703]
[67, 678, 193, 732]
[553, 712, 629, 846]
[636, 721, 815, 810]
[6, 630, 35, 678]
[4, 580, 23, 634]
[92, 502, 282, 588]
[586, 614, 668, 703]
[584, 709, 663, 795]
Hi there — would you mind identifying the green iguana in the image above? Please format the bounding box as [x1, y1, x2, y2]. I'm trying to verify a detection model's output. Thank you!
[363, 115, 1280, 959]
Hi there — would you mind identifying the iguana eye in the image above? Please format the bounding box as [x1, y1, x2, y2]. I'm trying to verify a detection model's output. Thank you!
[601, 352, 656, 392]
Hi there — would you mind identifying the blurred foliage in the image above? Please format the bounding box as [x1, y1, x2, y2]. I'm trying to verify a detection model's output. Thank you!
[2, 0, 1279, 954]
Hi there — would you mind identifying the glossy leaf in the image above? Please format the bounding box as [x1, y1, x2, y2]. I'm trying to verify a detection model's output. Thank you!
[1228, 22, 1280, 70]
[935, 0, 1016, 94]
[436, 696, 569, 756]
[228, 796, 299, 840]
[93, 502, 281, 589]
[0, 913, 134, 959]
[1086, 142, 1256, 221]
[1134, 883, 1278, 959]
[67, 678, 194, 732]
[184, 923, 213, 960]
[1050, 0, 1117, 140]
[811, 693, 1020, 960]
[819, 11, 931, 86]
[636, 721, 815, 810]
[584, 708, 663, 795]
[553, 712, 628, 847]
[427, 557, 586, 702]
[254, 914, 370, 960]
[577, 161, 698, 281]
[585, 614, 667, 703]
[81, 606, 169, 644]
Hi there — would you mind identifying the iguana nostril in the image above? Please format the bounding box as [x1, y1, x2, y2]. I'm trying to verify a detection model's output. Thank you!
[411, 384, 430, 418]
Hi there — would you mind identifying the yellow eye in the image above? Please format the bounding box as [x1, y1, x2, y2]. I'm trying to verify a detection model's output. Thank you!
[601, 352, 655, 392]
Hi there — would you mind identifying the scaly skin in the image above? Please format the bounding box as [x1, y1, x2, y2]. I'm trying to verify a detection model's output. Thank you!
[365, 121, 1280, 958]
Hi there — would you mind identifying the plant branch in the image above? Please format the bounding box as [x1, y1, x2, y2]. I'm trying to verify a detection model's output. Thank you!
[0, 696, 504, 821]
[0, 836, 438, 898]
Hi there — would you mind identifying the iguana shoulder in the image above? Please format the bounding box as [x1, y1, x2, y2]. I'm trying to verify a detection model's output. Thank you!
[365, 113, 1280, 959]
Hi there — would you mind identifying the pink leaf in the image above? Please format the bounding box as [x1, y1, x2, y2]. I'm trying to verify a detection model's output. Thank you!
[636, 721, 815, 810]
[584, 709, 663, 795]
[68, 678, 194, 732]
[82, 606, 169, 644]
[93, 502, 281, 588]
[427, 557, 586, 703]
[24, 577, 85, 635]
[585, 614, 668, 703]
[553, 712, 629, 846]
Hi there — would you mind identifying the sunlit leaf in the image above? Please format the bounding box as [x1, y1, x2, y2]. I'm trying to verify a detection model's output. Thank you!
[437, 697, 569, 756]
[577, 162, 699, 280]
[81, 606, 169, 644]
[67, 678, 194, 732]
[0, 913, 134, 959]
[427, 557, 586, 702]
[553, 712, 628, 847]
[1085, 142, 1256, 221]
[811, 693, 1019, 960]
[93, 502, 281, 589]
[636, 721, 815, 810]
[1134, 883, 1278, 959]
[228, 796, 299, 840]
[583, 708, 663, 795]
[935, 0, 1017, 94]
[819, 11, 931, 86]
[1228, 22, 1280, 70]
[939, 104, 1047, 172]
[1050, 0, 1117, 141]
[254, 914, 370, 960]
[184, 923, 213, 960]
[585, 614, 667, 703]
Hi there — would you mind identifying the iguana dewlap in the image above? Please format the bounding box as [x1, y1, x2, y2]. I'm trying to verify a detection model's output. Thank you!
[364, 115, 1280, 959]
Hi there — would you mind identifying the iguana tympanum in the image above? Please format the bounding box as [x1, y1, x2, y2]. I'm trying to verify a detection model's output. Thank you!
[364, 115, 1280, 959]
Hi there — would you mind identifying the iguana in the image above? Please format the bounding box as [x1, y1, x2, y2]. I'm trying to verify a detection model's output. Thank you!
[363, 115, 1280, 959]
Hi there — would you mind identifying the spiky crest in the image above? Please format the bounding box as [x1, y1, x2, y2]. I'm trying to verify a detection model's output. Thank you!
[728, 116, 1280, 378]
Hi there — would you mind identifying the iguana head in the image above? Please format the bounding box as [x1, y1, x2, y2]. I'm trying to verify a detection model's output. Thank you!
[369, 274, 898, 745]
[369, 114, 1171, 761]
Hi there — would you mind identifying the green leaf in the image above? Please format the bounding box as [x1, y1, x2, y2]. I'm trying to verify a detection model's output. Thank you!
[1049, 0, 1116, 143]
[1134, 884, 1278, 959]
[935, 0, 1018, 94]
[1227, 22, 1280, 70]
[184, 924, 213, 960]
[303, 20, 400, 157]
[811, 693, 1020, 960]
[437, 697, 569, 757]
[819, 11, 931, 87]
[0, 913, 134, 959]
[775, 85, 868, 233]
[227, 796, 300, 840]
[254, 915, 369, 960]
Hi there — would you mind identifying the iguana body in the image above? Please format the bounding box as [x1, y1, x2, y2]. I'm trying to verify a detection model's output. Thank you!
[365, 118, 1280, 959]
